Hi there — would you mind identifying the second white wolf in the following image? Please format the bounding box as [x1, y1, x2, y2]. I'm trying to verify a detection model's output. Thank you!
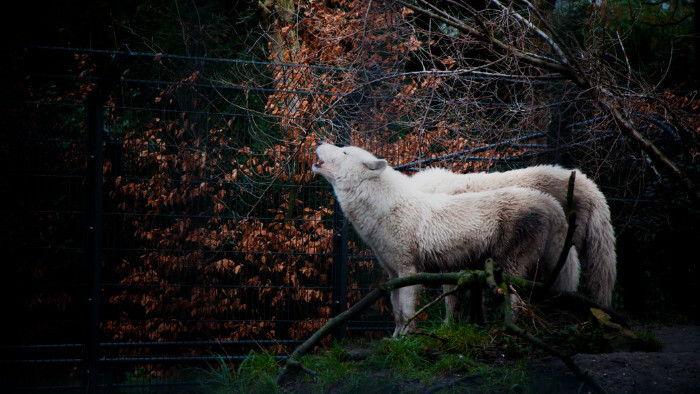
[411, 165, 616, 308]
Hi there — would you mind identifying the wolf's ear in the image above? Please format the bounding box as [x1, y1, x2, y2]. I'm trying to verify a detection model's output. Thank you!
[364, 159, 388, 172]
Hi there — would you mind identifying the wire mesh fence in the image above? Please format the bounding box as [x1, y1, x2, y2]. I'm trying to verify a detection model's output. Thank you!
[0, 45, 646, 391]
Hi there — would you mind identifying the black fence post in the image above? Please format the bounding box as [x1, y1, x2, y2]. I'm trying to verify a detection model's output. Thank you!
[84, 45, 132, 394]
[85, 93, 105, 394]
[331, 198, 349, 341]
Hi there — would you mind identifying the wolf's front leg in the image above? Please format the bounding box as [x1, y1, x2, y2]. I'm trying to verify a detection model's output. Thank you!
[390, 288, 404, 337]
[393, 284, 421, 337]
[443, 284, 460, 323]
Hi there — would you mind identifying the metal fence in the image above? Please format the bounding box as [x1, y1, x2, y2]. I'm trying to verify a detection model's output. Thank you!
[1, 45, 594, 392]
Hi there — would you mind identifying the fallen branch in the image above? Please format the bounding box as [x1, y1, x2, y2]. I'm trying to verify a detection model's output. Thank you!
[277, 261, 615, 390]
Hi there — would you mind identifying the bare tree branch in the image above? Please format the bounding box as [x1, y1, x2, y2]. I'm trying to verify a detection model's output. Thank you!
[395, 0, 700, 202]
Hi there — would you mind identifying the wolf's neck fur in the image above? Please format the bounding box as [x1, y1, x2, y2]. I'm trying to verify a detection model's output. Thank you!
[335, 168, 416, 224]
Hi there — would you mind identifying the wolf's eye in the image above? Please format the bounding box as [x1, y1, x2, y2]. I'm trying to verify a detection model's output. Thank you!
[343, 151, 347, 155]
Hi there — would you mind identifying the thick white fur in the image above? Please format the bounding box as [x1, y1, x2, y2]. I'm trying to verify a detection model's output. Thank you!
[410, 165, 616, 307]
[312, 143, 580, 336]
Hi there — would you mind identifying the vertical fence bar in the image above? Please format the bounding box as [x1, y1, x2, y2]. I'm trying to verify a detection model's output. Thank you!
[85, 93, 104, 393]
[83, 45, 132, 393]
[331, 198, 349, 341]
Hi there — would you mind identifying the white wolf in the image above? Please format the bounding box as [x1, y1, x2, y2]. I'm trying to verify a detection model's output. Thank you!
[312, 143, 580, 336]
[410, 165, 616, 308]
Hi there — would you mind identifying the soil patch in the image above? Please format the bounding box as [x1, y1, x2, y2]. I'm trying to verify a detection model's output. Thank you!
[527, 325, 700, 393]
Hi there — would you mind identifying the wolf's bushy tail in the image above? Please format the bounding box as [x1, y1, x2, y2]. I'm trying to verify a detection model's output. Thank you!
[583, 192, 617, 307]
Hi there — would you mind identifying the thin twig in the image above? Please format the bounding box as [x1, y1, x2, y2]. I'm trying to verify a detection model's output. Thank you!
[614, 31, 633, 89]
[490, 0, 568, 64]
[400, 285, 463, 336]
[425, 372, 483, 394]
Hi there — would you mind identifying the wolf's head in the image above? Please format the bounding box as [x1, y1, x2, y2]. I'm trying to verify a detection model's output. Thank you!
[311, 142, 388, 187]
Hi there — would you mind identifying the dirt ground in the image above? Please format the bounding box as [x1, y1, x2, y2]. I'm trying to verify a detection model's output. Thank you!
[526, 325, 700, 393]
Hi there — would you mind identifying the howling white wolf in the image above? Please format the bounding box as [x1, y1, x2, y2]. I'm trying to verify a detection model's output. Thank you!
[410, 165, 616, 307]
[312, 143, 580, 336]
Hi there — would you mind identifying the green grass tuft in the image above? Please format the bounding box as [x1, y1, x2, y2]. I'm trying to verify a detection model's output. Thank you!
[199, 351, 280, 393]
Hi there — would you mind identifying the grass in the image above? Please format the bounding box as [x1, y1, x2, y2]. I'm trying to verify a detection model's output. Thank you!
[199, 351, 281, 393]
[199, 315, 661, 393]
[199, 321, 533, 393]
